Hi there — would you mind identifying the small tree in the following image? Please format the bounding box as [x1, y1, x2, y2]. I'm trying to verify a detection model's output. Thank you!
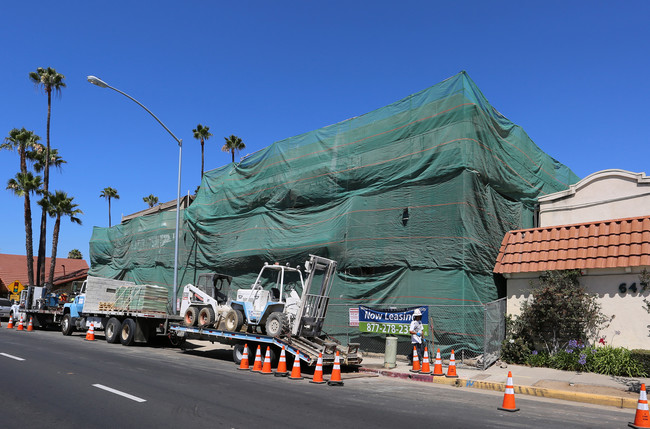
[68, 249, 83, 259]
[515, 270, 611, 354]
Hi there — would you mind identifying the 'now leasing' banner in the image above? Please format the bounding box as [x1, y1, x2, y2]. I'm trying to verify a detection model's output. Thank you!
[358, 306, 429, 336]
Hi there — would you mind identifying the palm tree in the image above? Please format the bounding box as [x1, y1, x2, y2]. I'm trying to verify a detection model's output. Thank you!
[27, 144, 66, 173]
[143, 194, 159, 208]
[100, 187, 120, 227]
[2, 128, 41, 175]
[193, 124, 213, 178]
[30, 67, 66, 286]
[2, 128, 41, 286]
[7, 172, 43, 286]
[40, 191, 82, 286]
[68, 249, 83, 259]
[222, 134, 246, 163]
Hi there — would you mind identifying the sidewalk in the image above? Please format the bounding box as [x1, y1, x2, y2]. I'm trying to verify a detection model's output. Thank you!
[358, 353, 650, 409]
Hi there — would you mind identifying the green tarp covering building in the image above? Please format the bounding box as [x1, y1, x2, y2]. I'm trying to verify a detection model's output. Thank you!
[89, 71, 579, 354]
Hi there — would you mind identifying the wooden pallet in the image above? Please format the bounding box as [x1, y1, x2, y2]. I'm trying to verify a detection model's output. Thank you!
[98, 302, 115, 311]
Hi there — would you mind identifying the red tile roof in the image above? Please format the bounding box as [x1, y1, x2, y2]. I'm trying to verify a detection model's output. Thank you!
[493, 215, 650, 274]
[0, 254, 89, 291]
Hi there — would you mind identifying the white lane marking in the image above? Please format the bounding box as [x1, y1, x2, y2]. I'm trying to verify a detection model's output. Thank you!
[92, 384, 147, 403]
[0, 352, 25, 361]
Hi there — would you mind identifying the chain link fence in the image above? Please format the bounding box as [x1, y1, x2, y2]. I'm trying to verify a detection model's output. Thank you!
[322, 298, 506, 370]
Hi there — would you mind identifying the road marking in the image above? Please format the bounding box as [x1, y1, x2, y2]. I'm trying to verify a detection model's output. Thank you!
[0, 353, 25, 361]
[92, 384, 147, 403]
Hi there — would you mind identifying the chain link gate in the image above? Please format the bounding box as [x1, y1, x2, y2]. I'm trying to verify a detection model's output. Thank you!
[322, 298, 506, 370]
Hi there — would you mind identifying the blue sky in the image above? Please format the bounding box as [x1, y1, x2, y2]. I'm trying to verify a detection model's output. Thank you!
[1, 1, 649, 262]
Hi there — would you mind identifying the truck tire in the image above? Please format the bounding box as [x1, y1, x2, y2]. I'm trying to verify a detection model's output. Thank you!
[184, 307, 199, 327]
[120, 318, 136, 346]
[232, 343, 246, 364]
[198, 307, 215, 326]
[105, 317, 122, 344]
[224, 309, 245, 332]
[61, 314, 75, 336]
[265, 312, 289, 337]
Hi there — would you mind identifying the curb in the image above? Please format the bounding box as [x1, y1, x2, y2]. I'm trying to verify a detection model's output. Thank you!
[358, 367, 637, 409]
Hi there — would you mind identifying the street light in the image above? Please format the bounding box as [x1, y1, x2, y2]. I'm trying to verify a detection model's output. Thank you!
[87, 75, 182, 314]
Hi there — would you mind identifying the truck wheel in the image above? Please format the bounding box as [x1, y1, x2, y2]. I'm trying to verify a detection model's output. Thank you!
[198, 307, 215, 326]
[105, 317, 122, 344]
[224, 309, 244, 332]
[265, 312, 289, 337]
[232, 343, 246, 364]
[184, 307, 199, 327]
[61, 314, 75, 336]
[120, 318, 136, 346]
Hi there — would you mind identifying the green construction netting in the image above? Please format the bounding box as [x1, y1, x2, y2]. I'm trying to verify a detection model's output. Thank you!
[89, 71, 579, 354]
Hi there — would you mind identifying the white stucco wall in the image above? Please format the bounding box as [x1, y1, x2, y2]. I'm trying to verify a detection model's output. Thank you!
[538, 170, 650, 227]
[506, 268, 650, 350]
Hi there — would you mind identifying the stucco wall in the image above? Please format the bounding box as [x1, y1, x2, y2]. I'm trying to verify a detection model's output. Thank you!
[506, 269, 650, 350]
[538, 170, 650, 227]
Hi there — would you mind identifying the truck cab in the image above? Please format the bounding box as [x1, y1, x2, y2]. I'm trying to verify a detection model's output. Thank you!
[64, 280, 86, 318]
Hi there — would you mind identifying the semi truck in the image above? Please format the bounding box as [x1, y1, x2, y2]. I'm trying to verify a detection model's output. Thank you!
[170, 255, 361, 367]
[61, 276, 181, 346]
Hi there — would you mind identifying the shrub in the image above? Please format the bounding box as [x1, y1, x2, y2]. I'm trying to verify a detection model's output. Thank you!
[632, 349, 650, 375]
[526, 350, 550, 367]
[501, 337, 530, 364]
[591, 346, 647, 377]
[516, 270, 611, 354]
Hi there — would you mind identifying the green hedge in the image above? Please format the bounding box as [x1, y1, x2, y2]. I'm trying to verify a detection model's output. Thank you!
[631, 349, 650, 375]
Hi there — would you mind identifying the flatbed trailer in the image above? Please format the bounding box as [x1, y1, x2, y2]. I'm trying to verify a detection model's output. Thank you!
[169, 324, 361, 367]
[18, 307, 65, 328]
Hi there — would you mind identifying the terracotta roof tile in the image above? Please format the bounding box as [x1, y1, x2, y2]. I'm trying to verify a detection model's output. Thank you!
[0, 254, 89, 290]
[494, 214, 650, 274]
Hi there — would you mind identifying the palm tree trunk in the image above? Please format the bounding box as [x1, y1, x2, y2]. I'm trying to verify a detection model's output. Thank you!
[24, 193, 35, 286]
[48, 216, 62, 286]
[201, 139, 205, 178]
[231, 149, 235, 163]
[108, 197, 112, 227]
[36, 89, 52, 286]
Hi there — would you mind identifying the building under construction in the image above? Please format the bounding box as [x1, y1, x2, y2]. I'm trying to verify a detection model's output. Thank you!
[89, 71, 578, 356]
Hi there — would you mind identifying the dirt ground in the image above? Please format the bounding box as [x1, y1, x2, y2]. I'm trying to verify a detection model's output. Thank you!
[533, 380, 640, 398]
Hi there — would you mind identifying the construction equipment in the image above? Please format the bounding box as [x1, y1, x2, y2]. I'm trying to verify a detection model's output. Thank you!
[169, 255, 361, 367]
[179, 273, 233, 328]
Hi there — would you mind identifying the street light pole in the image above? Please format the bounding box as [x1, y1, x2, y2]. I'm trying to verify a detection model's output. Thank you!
[87, 75, 182, 314]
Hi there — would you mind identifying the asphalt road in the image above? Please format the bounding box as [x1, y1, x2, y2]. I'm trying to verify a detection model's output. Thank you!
[1, 328, 634, 428]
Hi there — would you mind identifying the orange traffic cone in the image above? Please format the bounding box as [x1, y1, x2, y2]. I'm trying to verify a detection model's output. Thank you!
[85, 323, 95, 341]
[327, 351, 344, 386]
[410, 345, 421, 373]
[420, 347, 431, 374]
[7, 315, 13, 329]
[17, 314, 24, 331]
[289, 350, 304, 380]
[252, 345, 263, 372]
[629, 383, 650, 428]
[274, 346, 288, 377]
[238, 344, 250, 370]
[498, 371, 519, 412]
[446, 349, 458, 378]
[310, 353, 326, 384]
[27, 317, 34, 332]
[261, 346, 273, 374]
[432, 348, 444, 376]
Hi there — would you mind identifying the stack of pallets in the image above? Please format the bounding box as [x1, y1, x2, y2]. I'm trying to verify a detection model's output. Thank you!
[113, 285, 169, 313]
